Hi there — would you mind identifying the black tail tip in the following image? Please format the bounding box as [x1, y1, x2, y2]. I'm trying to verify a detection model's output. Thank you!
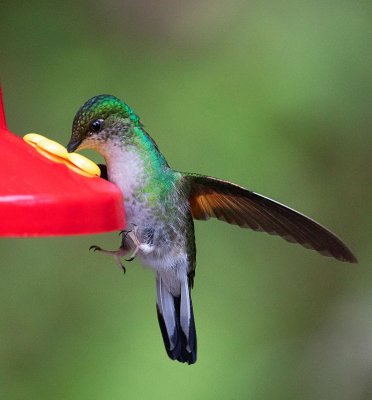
[168, 339, 197, 365]
[156, 305, 197, 365]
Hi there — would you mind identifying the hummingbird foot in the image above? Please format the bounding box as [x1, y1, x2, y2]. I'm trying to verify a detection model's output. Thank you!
[124, 224, 141, 262]
[89, 245, 127, 274]
[123, 224, 154, 262]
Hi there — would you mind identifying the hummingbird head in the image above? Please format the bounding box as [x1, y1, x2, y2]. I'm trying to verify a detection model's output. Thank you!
[67, 94, 141, 154]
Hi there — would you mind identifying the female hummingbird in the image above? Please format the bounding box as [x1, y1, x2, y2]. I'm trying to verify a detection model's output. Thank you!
[67, 94, 357, 365]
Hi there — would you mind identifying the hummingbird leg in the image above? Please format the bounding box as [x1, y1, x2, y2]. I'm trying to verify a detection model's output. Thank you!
[88, 225, 138, 274]
[124, 224, 154, 262]
[89, 223, 153, 270]
[89, 245, 128, 274]
[118, 225, 135, 245]
[124, 224, 141, 262]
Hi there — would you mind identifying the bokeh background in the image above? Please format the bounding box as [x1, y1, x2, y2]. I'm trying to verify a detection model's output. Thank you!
[1, 1, 371, 399]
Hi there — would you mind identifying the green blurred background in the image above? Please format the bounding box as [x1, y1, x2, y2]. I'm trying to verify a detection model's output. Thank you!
[0, 1, 371, 399]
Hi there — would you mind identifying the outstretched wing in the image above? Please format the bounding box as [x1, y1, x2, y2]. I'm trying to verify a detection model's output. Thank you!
[185, 174, 357, 263]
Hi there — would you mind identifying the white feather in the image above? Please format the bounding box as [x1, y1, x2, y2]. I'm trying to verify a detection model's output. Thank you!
[180, 280, 191, 351]
[156, 275, 177, 351]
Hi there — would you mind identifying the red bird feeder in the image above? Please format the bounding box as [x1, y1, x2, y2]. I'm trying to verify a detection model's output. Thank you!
[0, 86, 126, 236]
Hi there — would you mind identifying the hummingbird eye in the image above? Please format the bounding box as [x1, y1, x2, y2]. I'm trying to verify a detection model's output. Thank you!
[89, 119, 104, 133]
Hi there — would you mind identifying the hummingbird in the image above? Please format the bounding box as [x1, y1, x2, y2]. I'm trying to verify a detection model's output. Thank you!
[67, 94, 357, 365]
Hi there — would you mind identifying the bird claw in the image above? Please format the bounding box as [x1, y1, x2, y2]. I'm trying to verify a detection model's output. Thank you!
[89, 245, 102, 252]
[89, 223, 143, 272]
[89, 244, 127, 274]
[119, 224, 136, 239]
[123, 224, 142, 262]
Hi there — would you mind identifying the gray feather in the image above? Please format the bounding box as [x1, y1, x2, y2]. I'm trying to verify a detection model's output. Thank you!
[156, 275, 177, 351]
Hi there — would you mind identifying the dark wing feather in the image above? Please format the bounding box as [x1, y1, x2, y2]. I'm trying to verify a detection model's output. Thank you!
[185, 174, 357, 263]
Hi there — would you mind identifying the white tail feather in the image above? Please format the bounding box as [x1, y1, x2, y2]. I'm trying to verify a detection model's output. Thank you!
[156, 275, 177, 350]
[180, 280, 191, 351]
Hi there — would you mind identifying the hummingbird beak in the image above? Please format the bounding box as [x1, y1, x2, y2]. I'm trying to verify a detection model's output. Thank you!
[66, 138, 82, 153]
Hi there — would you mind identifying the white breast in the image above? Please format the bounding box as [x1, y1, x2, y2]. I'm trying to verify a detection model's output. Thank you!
[104, 145, 146, 199]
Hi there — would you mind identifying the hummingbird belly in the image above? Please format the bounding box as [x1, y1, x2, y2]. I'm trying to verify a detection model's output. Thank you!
[124, 197, 191, 287]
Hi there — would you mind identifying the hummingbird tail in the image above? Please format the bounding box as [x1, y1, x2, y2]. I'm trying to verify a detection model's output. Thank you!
[156, 274, 197, 364]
